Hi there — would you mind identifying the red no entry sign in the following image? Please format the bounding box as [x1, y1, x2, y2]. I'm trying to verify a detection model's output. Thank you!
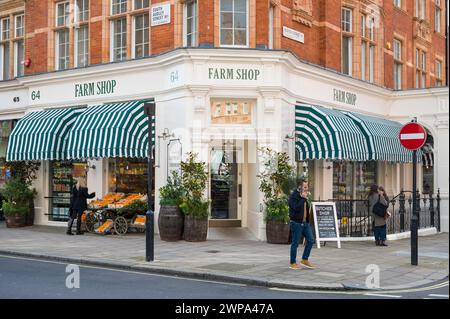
[399, 122, 427, 150]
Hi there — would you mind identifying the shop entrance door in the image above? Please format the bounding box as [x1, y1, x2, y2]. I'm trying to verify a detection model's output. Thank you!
[210, 143, 242, 226]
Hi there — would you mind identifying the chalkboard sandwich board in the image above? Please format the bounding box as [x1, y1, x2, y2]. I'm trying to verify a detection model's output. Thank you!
[312, 202, 341, 248]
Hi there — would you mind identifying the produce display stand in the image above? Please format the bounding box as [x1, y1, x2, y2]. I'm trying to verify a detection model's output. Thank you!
[85, 193, 147, 236]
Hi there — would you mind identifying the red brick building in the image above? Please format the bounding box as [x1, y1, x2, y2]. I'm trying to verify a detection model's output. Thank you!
[1, 0, 447, 88]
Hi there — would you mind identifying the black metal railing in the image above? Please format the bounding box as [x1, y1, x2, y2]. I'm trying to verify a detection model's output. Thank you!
[315, 189, 441, 237]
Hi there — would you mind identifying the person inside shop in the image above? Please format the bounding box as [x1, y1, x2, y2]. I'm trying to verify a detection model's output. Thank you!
[288, 179, 315, 270]
[67, 177, 95, 235]
[368, 184, 390, 246]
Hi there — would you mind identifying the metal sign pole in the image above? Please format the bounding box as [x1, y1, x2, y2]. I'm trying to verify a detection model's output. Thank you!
[144, 102, 155, 262]
[411, 149, 418, 266]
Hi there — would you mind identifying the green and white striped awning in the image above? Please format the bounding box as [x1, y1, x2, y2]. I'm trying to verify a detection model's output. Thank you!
[6, 108, 82, 161]
[295, 104, 370, 161]
[343, 111, 416, 162]
[66, 100, 155, 159]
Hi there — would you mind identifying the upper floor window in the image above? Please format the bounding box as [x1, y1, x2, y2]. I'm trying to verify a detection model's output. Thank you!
[133, 13, 149, 58]
[0, 42, 10, 80]
[393, 39, 402, 89]
[368, 16, 375, 41]
[75, 0, 89, 23]
[394, 0, 401, 8]
[341, 8, 352, 32]
[134, 0, 150, 10]
[75, 25, 89, 67]
[111, 18, 127, 61]
[360, 15, 366, 38]
[184, 0, 198, 47]
[415, 0, 426, 19]
[56, 1, 70, 27]
[112, 0, 127, 15]
[435, 0, 441, 32]
[435, 59, 442, 86]
[1, 17, 10, 41]
[14, 15, 24, 38]
[55, 29, 69, 70]
[220, 0, 248, 47]
[415, 48, 427, 88]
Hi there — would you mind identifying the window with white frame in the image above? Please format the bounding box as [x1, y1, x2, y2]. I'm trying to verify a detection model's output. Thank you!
[435, 0, 441, 32]
[134, 0, 149, 10]
[14, 39, 24, 77]
[341, 8, 352, 76]
[220, 0, 248, 47]
[55, 29, 69, 70]
[341, 8, 352, 32]
[369, 16, 375, 41]
[0, 43, 10, 80]
[361, 15, 366, 38]
[393, 39, 402, 89]
[184, 0, 197, 47]
[369, 44, 374, 83]
[14, 15, 24, 38]
[75, 25, 89, 67]
[111, 18, 127, 61]
[394, 0, 401, 8]
[361, 41, 366, 81]
[268, 6, 274, 49]
[420, 0, 426, 19]
[435, 60, 442, 86]
[56, 1, 70, 27]
[75, 0, 89, 23]
[1, 17, 10, 41]
[111, 0, 127, 15]
[415, 48, 427, 88]
[133, 14, 149, 58]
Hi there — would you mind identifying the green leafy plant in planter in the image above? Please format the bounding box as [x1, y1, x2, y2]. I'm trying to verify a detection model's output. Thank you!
[118, 199, 148, 214]
[3, 161, 40, 226]
[180, 152, 209, 242]
[1, 177, 37, 228]
[258, 148, 295, 244]
[158, 171, 185, 241]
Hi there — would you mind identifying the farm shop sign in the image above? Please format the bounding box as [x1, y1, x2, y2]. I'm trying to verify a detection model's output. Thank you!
[208, 68, 261, 81]
[333, 88, 357, 106]
[75, 80, 117, 98]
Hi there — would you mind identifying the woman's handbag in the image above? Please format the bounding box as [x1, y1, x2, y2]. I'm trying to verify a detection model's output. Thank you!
[373, 195, 388, 217]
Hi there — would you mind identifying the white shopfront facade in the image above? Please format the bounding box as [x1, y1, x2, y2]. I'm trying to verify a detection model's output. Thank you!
[0, 48, 448, 238]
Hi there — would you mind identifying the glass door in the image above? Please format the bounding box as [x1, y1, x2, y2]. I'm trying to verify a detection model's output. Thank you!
[210, 145, 241, 220]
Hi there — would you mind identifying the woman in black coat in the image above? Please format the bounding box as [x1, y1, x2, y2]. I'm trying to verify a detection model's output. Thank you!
[67, 178, 95, 235]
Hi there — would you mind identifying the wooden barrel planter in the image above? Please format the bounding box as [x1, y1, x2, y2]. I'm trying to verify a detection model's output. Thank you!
[183, 214, 208, 242]
[26, 201, 35, 226]
[266, 220, 290, 244]
[5, 214, 27, 228]
[158, 205, 184, 241]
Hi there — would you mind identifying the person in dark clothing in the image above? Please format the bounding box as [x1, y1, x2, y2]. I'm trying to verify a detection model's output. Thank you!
[67, 178, 95, 235]
[288, 180, 315, 269]
[368, 184, 389, 246]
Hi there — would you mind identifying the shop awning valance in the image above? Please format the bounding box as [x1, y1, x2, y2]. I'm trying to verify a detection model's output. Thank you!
[66, 100, 155, 159]
[295, 104, 370, 161]
[6, 108, 83, 161]
[343, 111, 417, 162]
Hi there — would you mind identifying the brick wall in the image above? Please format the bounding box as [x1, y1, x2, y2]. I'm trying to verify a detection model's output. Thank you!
[13, 0, 449, 89]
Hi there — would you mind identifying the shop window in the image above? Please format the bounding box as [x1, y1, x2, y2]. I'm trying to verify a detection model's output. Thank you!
[0, 120, 16, 186]
[50, 161, 87, 221]
[108, 158, 149, 194]
[333, 161, 377, 200]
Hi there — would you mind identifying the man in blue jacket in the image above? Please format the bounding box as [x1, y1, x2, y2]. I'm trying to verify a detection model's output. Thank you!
[288, 180, 315, 269]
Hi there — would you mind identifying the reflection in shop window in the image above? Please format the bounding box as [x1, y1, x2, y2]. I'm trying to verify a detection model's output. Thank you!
[108, 158, 149, 194]
[333, 161, 377, 200]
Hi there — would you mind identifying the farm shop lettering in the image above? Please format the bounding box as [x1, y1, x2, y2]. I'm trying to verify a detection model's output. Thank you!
[333, 89, 357, 106]
[208, 68, 261, 81]
[75, 80, 117, 97]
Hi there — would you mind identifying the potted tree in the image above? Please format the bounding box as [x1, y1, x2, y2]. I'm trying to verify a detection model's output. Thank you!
[258, 148, 295, 244]
[6, 161, 40, 226]
[158, 171, 185, 241]
[1, 177, 37, 228]
[179, 152, 209, 242]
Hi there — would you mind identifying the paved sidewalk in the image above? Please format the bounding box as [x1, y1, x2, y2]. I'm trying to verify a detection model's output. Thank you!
[0, 222, 448, 291]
